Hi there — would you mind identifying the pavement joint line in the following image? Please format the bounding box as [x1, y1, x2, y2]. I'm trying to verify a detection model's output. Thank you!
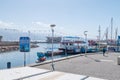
[13, 71, 52, 80]
[80, 76, 89, 80]
[86, 56, 101, 62]
[100, 59, 114, 62]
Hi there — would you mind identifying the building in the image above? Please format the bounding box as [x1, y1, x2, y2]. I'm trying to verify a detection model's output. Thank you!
[46, 37, 62, 43]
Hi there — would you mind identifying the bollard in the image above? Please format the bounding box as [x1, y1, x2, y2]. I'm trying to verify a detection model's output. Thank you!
[117, 56, 120, 65]
[7, 62, 11, 69]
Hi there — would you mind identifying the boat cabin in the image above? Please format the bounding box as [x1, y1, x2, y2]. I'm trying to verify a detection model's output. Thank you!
[59, 36, 88, 53]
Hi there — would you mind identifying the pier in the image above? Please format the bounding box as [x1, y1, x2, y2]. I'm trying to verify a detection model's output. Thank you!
[1, 52, 120, 80]
[31, 52, 120, 80]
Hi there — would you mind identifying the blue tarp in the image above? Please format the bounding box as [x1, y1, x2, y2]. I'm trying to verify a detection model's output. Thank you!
[37, 52, 45, 58]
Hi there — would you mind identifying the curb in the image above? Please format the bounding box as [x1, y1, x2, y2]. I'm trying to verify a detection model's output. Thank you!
[29, 54, 84, 67]
[29, 53, 97, 67]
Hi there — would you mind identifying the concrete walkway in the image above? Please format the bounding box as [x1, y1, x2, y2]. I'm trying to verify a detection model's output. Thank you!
[33, 52, 120, 80]
[0, 67, 105, 80]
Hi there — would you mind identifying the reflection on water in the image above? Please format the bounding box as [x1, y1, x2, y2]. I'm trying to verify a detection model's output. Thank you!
[0, 43, 61, 69]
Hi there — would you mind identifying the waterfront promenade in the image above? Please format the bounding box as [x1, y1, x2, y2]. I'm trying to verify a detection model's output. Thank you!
[33, 52, 120, 80]
[0, 67, 105, 80]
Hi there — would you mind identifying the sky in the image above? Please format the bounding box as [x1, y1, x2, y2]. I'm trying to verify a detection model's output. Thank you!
[0, 0, 120, 39]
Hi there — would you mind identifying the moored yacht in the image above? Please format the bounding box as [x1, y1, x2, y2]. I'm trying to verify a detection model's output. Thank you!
[59, 36, 88, 54]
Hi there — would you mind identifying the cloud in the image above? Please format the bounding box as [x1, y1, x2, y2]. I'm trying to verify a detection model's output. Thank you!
[0, 21, 52, 32]
[32, 22, 49, 27]
[0, 21, 14, 28]
[31, 22, 49, 29]
[31, 21, 56, 33]
[31, 22, 69, 36]
[32, 22, 73, 36]
[0, 21, 30, 32]
[0, 21, 67, 36]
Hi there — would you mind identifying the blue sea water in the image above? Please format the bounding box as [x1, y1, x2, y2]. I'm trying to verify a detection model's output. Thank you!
[0, 43, 62, 69]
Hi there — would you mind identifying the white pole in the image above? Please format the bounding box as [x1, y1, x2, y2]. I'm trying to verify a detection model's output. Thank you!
[24, 52, 26, 66]
[50, 24, 56, 71]
[98, 25, 101, 51]
[84, 31, 88, 57]
[28, 30, 30, 64]
[111, 17, 113, 42]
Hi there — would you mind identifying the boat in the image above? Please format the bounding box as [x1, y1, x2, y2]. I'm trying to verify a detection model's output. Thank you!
[44, 47, 63, 56]
[87, 40, 99, 53]
[46, 36, 62, 43]
[36, 52, 46, 62]
[59, 36, 88, 54]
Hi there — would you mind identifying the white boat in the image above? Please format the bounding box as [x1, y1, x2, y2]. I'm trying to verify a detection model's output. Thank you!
[59, 36, 88, 54]
[44, 47, 63, 56]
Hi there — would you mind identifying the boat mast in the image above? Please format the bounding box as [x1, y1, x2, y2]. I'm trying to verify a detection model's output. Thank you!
[106, 27, 108, 43]
[115, 27, 118, 41]
[98, 25, 101, 50]
[99, 25, 101, 41]
[111, 17, 113, 42]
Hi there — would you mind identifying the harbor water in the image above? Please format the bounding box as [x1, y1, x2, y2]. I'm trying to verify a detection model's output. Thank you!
[0, 43, 64, 69]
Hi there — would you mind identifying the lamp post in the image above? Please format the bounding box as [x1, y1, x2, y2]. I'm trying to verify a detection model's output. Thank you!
[84, 31, 88, 57]
[28, 30, 31, 64]
[50, 24, 56, 71]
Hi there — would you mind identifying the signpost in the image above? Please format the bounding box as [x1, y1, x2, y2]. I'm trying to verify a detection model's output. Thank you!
[19, 37, 30, 66]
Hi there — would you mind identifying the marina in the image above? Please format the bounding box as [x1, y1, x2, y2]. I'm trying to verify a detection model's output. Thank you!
[0, 37, 119, 69]
[0, 43, 62, 69]
[1, 0, 120, 80]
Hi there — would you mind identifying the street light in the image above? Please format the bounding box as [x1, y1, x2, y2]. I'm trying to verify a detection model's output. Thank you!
[50, 24, 56, 71]
[84, 31, 88, 57]
[28, 30, 31, 64]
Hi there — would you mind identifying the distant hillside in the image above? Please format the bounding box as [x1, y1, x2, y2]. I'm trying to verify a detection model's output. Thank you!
[0, 28, 46, 41]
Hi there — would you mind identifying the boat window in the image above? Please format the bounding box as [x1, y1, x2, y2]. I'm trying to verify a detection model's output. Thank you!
[70, 43, 73, 45]
[66, 43, 68, 45]
[74, 43, 78, 46]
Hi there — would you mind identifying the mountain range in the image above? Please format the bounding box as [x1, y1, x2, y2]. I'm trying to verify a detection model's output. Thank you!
[0, 28, 47, 41]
